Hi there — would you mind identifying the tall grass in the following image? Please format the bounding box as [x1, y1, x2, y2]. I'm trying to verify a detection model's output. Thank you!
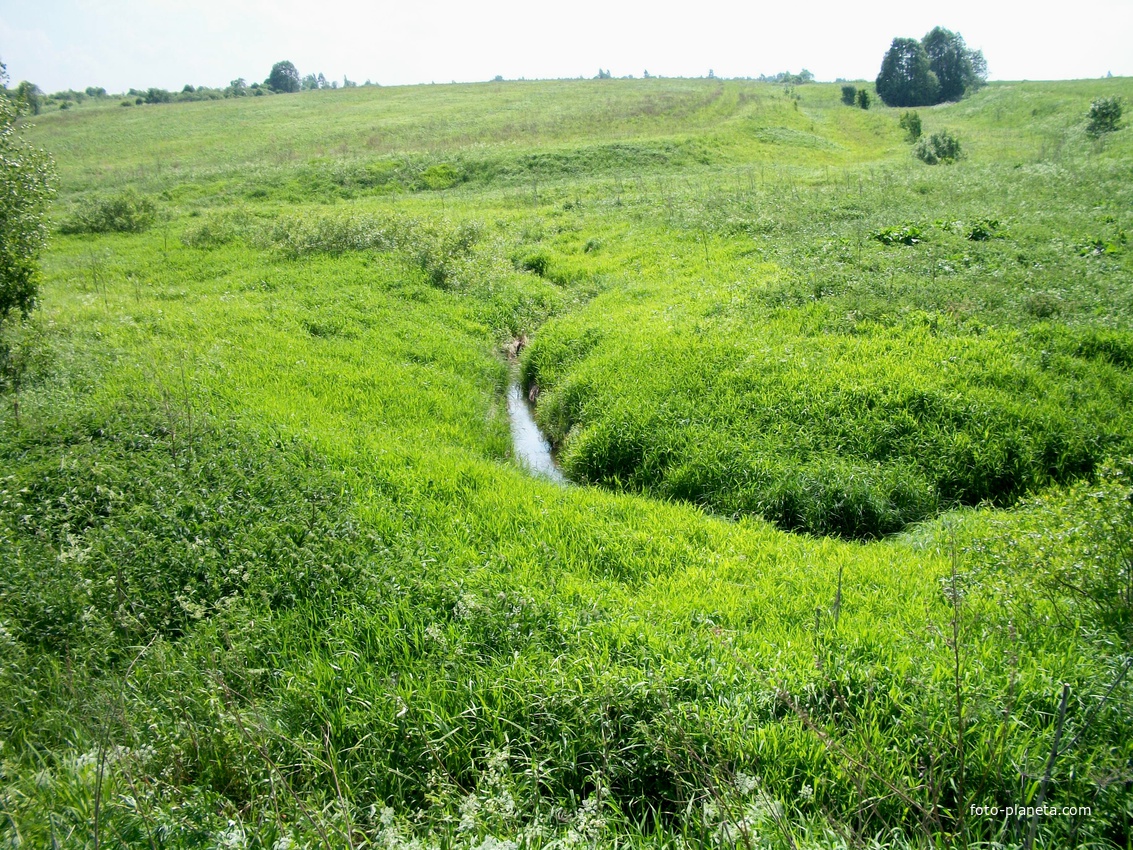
[2, 75, 1131, 847]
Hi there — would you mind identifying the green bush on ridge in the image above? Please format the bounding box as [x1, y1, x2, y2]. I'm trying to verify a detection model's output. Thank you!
[914, 129, 962, 164]
[60, 189, 157, 234]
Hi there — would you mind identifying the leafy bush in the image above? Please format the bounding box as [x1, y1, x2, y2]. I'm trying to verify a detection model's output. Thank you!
[856, 88, 871, 110]
[872, 224, 924, 245]
[1075, 231, 1126, 256]
[180, 209, 255, 248]
[965, 217, 999, 241]
[60, 190, 157, 234]
[914, 129, 962, 164]
[1086, 96, 1123, 137]
[418, 162, 460, 190]
[261, 210, 401, 257]
[899, 110, 922, 142]
[0, 83, 55, 323]
[840, 85, 857, 106]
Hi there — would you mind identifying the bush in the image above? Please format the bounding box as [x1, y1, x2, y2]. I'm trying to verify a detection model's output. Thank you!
[872, 224, 924, 246]
[966, 217, 999, 241]
[841, 85, 857, 106]
[913, 130, 962, 164]
[899, 111, 922, 142]
[181, 209, 255, 248]
[417, 163, 460, 191]
[856, 88, 871, 110]
[0, 84, 55, 324]
[1086, 96, 1123, 137]
[60, 190, 157, 234]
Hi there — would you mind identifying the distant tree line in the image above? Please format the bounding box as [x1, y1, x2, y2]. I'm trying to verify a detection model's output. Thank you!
[758, 69, 814, 85]
[875, 27, 986, 107]
[3, 60, 376, 113]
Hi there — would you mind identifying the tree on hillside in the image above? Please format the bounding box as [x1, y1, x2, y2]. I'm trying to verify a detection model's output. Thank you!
[267, 60, 300, 94]
[876, 38, 940, 107]
[0, 62, 55, 326]
[1086, 97, 1123, 137]
[922, 27, 986, 102]
[13, 81, 42, 115]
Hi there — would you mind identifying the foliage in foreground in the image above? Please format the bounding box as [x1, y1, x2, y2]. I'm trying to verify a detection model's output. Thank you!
[0, 76, 55, 324]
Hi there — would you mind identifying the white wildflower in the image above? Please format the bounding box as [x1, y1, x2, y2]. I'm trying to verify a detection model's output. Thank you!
[455, 593, 478, 620]
[218, 819, 247, 849]
[734, 771, 759, 796]
[424, 623, 447, 646]
[458, 792, 481, 832]
[470, 838, 517, 850]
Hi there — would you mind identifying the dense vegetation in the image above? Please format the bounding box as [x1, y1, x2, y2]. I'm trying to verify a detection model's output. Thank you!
[876, 28, 986, 108]
[0, 63, 55, 324]
[1, 75, 1131, 848]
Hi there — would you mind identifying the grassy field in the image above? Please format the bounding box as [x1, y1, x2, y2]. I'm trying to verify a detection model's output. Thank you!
[2, 76, 1132, 848]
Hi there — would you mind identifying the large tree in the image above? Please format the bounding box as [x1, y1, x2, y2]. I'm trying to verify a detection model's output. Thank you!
[267, 60, 301, 94]
[922, 27, 986, 102]
[0, 63, 55, 324]
[875, 38, 940, 108]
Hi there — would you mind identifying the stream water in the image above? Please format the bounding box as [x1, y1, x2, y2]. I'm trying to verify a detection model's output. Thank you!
[507, 382, 566, 484]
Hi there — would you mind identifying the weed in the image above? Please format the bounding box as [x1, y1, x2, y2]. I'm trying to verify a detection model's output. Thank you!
[872, 224, 924, 245]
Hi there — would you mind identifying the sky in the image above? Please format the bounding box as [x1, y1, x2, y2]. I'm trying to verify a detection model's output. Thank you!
[1, 0, 1130, 94]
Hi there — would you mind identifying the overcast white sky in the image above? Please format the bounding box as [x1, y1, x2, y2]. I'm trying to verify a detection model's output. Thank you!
[1, 0, 1130, 94]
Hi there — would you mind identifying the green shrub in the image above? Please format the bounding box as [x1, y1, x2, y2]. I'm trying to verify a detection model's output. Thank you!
[966, 217, 999, 241]
[899, 110, 922, 142]
[856, 88, 871, 110]
[418, 162, 460, 190]
[0, 86, 55, 324]
[60, 190, 157, 234]
[841, 85, 857, 106]
[180, 209, 255, 248]
[913, 129, 962, 164]
[872, 224, 924, 245]
[1086, 96, 1123, 137]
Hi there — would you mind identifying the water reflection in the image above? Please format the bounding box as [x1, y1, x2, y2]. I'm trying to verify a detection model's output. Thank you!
[507, 383, 566, 484]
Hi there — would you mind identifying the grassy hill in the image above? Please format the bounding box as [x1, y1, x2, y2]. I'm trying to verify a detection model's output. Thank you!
[3, 77, 1132, 847]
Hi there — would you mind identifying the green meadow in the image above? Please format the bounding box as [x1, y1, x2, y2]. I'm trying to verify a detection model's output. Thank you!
[2, 76, 1132, 847]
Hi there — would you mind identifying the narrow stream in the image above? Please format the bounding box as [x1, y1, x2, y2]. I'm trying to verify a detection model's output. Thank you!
[507, 382, 566, 484]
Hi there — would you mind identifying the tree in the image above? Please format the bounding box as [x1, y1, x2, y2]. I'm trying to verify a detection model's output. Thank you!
[1086, 97, 1123, 137]
[922, 27, 986, 102]
[267, 60, 300, 94]
[875, 38, 939, 107]
[13, 81, 41, 115]
[899, 110, 922, 141]
[0, 63, 55, 325]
